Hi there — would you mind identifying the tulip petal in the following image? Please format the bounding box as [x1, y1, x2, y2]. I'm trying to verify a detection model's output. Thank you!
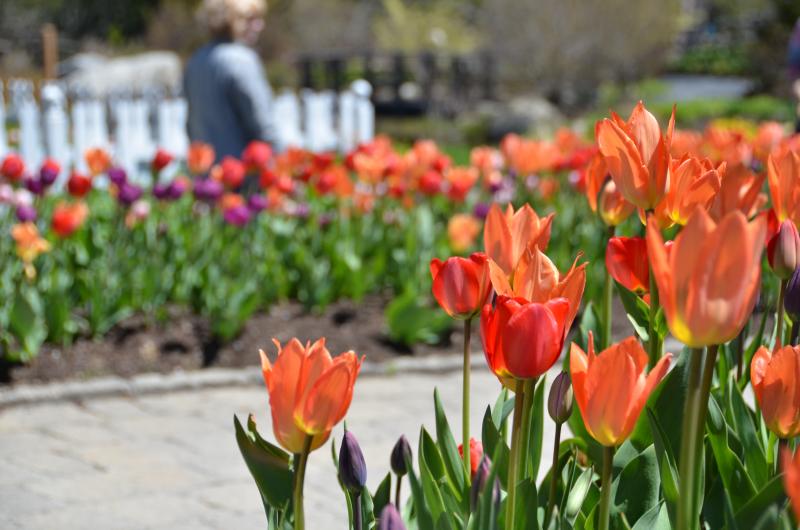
[484, 204, 514, 274]
[296, 360, 355, 435]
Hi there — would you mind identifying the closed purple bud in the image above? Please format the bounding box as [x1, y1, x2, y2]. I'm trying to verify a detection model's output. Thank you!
[548, 371, 573, 424]
[108, 167, 127, 186]
[390, 435, 412, 476]
[378, 505, 407, 530]
[469, 455, 492, 510]
[338, 431, 367, 494]
[118, 182, 143, 206]
[15, 204, 37, 222]
[786, 266, 800, 319]
[223, 204, 252, 226]
[247, 193, 269, 213]
[39, 164, 59, 186]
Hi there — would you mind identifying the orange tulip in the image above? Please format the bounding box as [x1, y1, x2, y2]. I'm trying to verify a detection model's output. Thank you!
[259, 338, 362, 453]
[445, 167, 479, 202]
[596, 101, 674, 210]
[187, 142, 215, 175]
[430, 253, 492, 320]
[489, 247, 585, 334]
[583, 152, 608, 213]
[11, 222, 50, 264]
[51, 202, 89, 238]
[655, 157, 722, 227]
[84, 147, 111, 176]
[782, 448, 800, 521]
[767, 148, 800, 227]
[708, 164, 766, 221]
[606, 237, 649, 295]
[570, 333, 672, 446]
[481, 295, 570, 384]
[598, 179, 635, 227]
[751, 345, 800, 438]
[646, 207, 766, 347]
[483, 203, 553, 277]
[448, 214, 481, 252]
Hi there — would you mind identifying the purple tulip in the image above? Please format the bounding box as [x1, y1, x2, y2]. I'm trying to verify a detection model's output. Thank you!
[390, 435, 412, 476]
[247, 193, 269, 213]
[378, 505, 406, 530]
[39, 166, 59, 186]
[193, 178, 224, 202]
[15, 204, 37, 222]
[167, 179, 188, 200]
[118, 182, 143, 206]
[152, 183, 171, 200]
[223, 204, 252, 226]
[293, 203, 310, 219]
[473, 202, 490, 219]
[108, 167, 127, 186]
[24, 177, 45, 196]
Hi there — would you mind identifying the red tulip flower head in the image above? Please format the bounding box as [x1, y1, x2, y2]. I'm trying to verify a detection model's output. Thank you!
[605, 237, 649, 294]
[430, 253, 492, 320]
[1, 153, 25, 182]
[458, 438, 484, 479]
[152, 149, 173, 172]
[51, 201, 89, 238]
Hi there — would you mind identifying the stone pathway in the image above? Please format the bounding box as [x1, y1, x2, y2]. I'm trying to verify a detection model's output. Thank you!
[0, 366, 564, 529]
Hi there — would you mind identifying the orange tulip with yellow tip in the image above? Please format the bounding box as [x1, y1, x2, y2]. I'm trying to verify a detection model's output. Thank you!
[570, 333, 672, 447]
[598, 179, 636, 227]
[751, 345, 800, 439]
[646, 207, 766, 347]
[259, 338, 363, 454]
[489, 246, 586, 334]
[767, 147, 800, 227]
[707, 164, 765, 222]
[447, 214, 481, 253]
[655, 157, 722, 227]
[483, 203, 553, 278]
[596, 101, 674, 210]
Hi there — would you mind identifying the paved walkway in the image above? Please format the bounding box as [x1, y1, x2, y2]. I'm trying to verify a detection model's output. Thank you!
[0, 367, 564, 529]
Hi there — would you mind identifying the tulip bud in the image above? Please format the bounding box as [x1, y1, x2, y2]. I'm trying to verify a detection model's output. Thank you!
[548, 371, 573, 424]
[767, 220, 800, 280]
[338, 431, 367, 494]
[469, 456, 500, 511]
[378, 504, 407, 530]
[786, 266, 800, 319]
[390, 435, 412, 476]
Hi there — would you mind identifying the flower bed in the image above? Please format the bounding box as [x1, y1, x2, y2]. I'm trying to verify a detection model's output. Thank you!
[230, 103, 800, 530]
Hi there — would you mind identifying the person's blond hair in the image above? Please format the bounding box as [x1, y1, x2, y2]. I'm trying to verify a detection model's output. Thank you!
[199, 0, 267, 40]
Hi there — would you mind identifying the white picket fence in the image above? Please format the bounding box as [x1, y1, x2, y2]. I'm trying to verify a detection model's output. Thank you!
[0, 78, 375, 182]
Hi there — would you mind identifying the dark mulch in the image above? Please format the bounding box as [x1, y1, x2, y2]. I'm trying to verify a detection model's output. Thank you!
[1, 295, 466, 386]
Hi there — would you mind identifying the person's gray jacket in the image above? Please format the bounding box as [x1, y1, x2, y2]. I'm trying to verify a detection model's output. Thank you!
[184, 41, 282, 160]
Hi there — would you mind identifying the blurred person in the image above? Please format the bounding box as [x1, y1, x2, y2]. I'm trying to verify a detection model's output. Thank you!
[790, 17, 800, 132]
[184, 0, 282, 162]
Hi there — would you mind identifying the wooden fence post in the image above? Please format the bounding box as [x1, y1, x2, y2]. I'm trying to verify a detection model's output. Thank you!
[41, 23, 59, 80]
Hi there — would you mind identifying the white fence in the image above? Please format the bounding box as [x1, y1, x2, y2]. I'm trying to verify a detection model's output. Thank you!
[0, 79, 375, 180]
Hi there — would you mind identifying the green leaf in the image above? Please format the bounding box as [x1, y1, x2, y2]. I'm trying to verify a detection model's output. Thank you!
[421, 427, 447, 481]
[482, 406, 510, 489]
[233, 415, 293, 515]
[565, 466, 595, 522]
[527, 376, 546, 481]
[612, 445, 660, 524]
[406, 444, 436, 530]
[631, 502, 670, 530]
[615, 281, 650, 341]
[706, 403, 757, 508]
[728, 376, 768, 489]
[434, 388, 467, 496]
[730, 474, 787, 529]
[646, 408, 679, 526]
[512, 478, 539, 530]
[360, 487, 376, 530]
[9, 287, 47, 360]
[373, 472, 392, 519]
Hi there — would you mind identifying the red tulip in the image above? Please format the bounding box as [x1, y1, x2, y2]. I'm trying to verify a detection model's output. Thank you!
[51, 201, 89, 238]
[458, 438, 484, 479]
[430, 253, 492, 320]
[242, 141, 273, 170]
[751, 345, 800, 438]
[152, 149, 173, 172]
[782, 448, 800, 521]
[1, 153, 25, 182]
[606, 237, 649, 294]
[481, 295, 569, 385]
[220, 156, 246, 189]
[67, 171, 92, 198]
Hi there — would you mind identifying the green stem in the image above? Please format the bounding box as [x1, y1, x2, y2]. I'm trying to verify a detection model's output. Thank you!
[647, 262, 661, 368]
[777, 280, 787, 348]
[505, 380, 525, 529]
[517, 378, 537, 483]
[602, 225, 616, 350]
[463, 318, 472, 484]
[293, 435, 313, 530]
[353, 492, 362, 530]
[767, 431, 778, 474]
[394, 476, 401, 512]
[546, 422, 563, 526]
[677, 348, 704, 530]
[598, 445, 615, 530]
